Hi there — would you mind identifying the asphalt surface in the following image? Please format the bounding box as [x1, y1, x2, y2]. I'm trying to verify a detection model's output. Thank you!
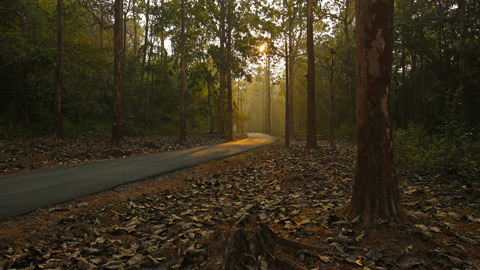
[0, 133, 277, 221]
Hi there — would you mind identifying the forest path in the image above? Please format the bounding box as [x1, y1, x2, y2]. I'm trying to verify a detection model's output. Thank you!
[0, 133, 277, 221]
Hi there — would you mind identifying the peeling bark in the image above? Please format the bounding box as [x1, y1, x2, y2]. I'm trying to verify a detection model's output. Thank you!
[346, 0, 402, 225]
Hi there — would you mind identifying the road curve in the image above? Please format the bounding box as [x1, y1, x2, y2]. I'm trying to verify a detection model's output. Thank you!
[0, 133, 277, 221]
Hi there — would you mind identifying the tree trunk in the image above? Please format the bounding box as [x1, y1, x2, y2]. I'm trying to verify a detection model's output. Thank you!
[285, 23, 290, 147]
[346, 0, 402, 225]
[344, 0, 354, 141]
[266, 53, 271, 134]
[226, 0, 233, 141]
[140, 0, 150, 91]
[54, 0, 64, 139]
[421, 59, 428, 130]
[458, 0, 466, 124]
[329, 51, 336, 151]
[288, 32, 295, 141]
[112, 0, 124, 146]
[218, 0, 226, 135]
[133, 0, 137, 55]
[100, 3, 104, 49]
[306, 0, 316, 149]
[207, 82, 214, 133]
[20, 0, 29, 126]
[179, 0, 186, 144]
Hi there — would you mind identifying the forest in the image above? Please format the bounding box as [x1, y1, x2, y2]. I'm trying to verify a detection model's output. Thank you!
[1, 0, 480, 269]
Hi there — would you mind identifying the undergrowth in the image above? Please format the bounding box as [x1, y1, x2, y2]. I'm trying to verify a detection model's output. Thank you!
[394, 122, 480, 179]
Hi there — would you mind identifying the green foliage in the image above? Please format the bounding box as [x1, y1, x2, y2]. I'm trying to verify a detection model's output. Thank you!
[394, 122, 480, 178]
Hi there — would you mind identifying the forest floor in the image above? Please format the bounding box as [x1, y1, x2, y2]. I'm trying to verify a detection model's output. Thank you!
[0, 134, 226, 177]
[1, 137, 480, 269]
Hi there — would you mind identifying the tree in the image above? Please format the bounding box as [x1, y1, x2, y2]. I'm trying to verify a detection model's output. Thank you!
[306, 0, 316, 149]
[346, 0, 402, 225]
[218, 0, 226, 135]
[226, 0, 234, 141]
[458, 0, 466, 124]
[179, 0, 187, 144]
[53, 0, 64, 140]
[112, 0, 124, 146]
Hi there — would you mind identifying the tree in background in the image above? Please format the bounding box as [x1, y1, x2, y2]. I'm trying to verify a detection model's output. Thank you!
[226, 0, 233, 141]
[179, 0, 187, 144]
[306, 0, 316, 149]
[112, 0, 124, 146]
[346, 0, 402, 224]
[53, 0, 64, 140]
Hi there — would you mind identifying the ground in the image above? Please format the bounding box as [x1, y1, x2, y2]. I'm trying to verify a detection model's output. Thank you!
[1, 136, 480, 269]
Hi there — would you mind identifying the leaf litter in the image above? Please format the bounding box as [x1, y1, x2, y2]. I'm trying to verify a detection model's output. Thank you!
[0, 137, 479, 269]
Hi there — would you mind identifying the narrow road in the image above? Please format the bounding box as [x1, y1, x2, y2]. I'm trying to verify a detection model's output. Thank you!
[0, 133, 277, 221]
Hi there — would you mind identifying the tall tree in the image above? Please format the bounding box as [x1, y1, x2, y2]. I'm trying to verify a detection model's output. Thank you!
[346, 0, 402, 225]
[285, 13, 290, 147]
[53, 0, 64, 140]
[226, 0, 234, 141]
[179, 0, 187, 143]
[340, 0, 355, 141]
[458, 0, 466, 124]
[218, 0, 226, 135]
[328, 48, 336, 151]
[306, 0, 316, 149]
[112, 0, 124, 146]
[140, 0, 150, 91]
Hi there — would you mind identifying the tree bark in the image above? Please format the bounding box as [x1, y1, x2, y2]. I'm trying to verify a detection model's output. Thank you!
[226, 0, 233, 141]
[218, 0, 226, 135]
[54, 0, 64, 139]
[179, 0, 187, 144]
[112, 0, 124, 146]
[346, 0, 402, 225]
[306, 0, 316, 149]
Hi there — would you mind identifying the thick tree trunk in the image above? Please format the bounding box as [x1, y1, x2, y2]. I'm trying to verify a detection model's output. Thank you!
[226, 0, 233, 141]
[54, 0, 64, 139]
[306, 0, 316, 149]
[218, 0, 226, 135]
[346, 0, 402, 225]
[112, 0, 124, 146]
[179, 0, 186, 144]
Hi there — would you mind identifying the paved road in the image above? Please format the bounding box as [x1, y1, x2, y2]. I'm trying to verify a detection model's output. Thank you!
[0, 133, 277, 221]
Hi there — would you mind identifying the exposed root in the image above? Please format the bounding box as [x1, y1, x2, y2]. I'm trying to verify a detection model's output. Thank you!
[221, 213, 323, 270]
